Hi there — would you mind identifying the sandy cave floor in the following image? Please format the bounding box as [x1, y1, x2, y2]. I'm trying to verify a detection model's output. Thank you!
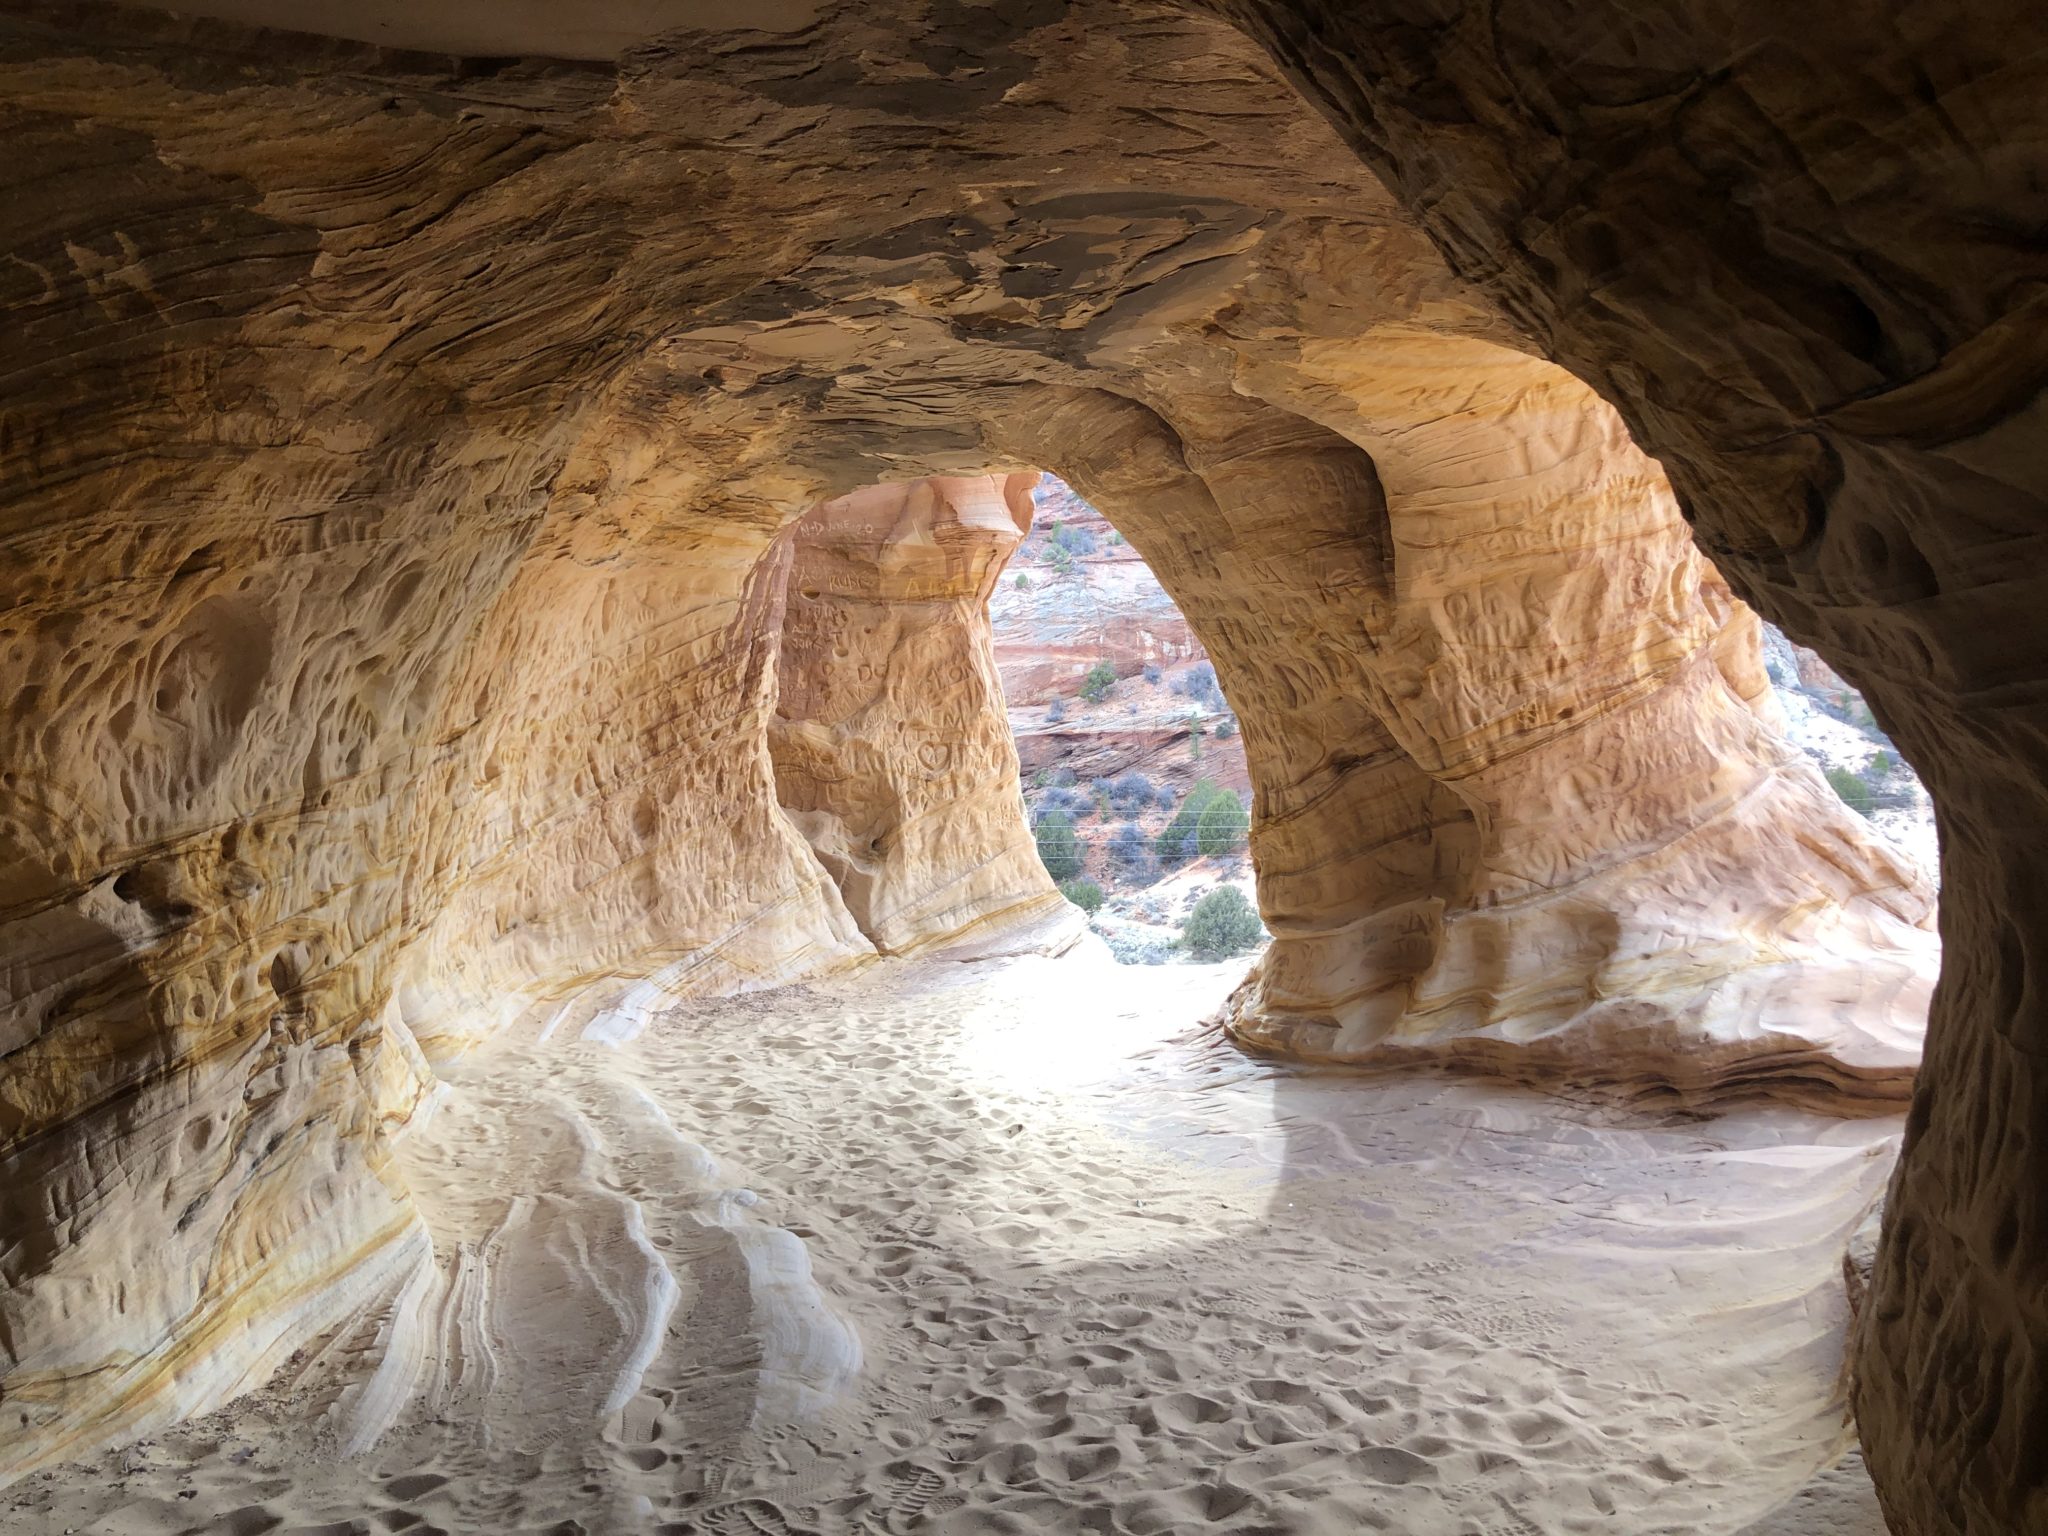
[2, 950, 1897, 1535]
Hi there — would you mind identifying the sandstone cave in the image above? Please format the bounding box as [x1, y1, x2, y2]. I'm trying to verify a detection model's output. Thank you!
[0, 4, 2040, 1534]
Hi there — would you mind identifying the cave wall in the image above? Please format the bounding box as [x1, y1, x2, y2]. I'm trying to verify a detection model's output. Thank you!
[1229, 328, 1935, 1104]
[0, 262, 878, 1479]
[0, 19, 883, 1471]
[996, 349, 1931, 1108]
[771, 473, 1079, 957]
[0, 0, 1982, 1510]
[1209, 2, 2048, 1527]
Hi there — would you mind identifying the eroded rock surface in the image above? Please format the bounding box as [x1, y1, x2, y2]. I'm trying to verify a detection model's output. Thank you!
[1202, 352, 1935, 1109]
[770, 473, 1077, 956]
[0, 0, 1979, 1511]
[1210, 3, 2048, 1526]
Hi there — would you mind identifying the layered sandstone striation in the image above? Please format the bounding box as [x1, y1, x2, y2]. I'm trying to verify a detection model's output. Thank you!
[1218, 351, 1937, 1109]
[0, 244, 880, 1476]
[770, 474, 1077, 957]
[0, 0, 1987, 1516]
[1212, 4, 2048, 1527]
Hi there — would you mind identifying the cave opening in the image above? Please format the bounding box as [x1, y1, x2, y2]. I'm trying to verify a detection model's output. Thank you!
[999, 475, 1263, 967]
[767, 467, 1940, 1002]
[760, 431, 1940, 1106]
[766, 469, 1263, 972]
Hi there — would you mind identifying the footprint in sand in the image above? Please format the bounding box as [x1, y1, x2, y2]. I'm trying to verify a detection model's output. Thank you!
[1354, 1445, 1440, 1486]
[698, 1496, 813, 1535]
[882, 1214, 942, 1246]
[1151, 1391, 1235, 1431]
[873, 1464, 947, 1530]
[868, 1244, 925, 1279]
[1243, 1376, 1317, 1407]
[1504, 1409, 1576, 1452]
[1073, 1303, 1154, 1334]
[381, 1473, 450, 1501]
[1198, 1480, 1259, 1521]
[980, 1441, 1040, 1486]
[1244, 1408, 1319, 1447]
[1060, 1443, 1123, 1482]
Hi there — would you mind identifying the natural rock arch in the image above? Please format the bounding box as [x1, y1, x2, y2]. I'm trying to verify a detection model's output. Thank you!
[0, 2, 2033, 1530]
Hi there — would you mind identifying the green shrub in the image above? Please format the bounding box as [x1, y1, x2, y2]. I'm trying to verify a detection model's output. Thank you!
[1174, 664, 1224, 709]
[1034, 808, 1083, 880]
[1869, 749, 1893, 777]
[1058, 877, 1105, 914]
[1049, 522, 1098, 558]
[1014, 571, 1031, 590]
[1156, 779, 1230, 864]
[1107, 772, 1154, 814]
[1196, 791, 1249, 856]
[1825, 764, 1874, 817]
[1181, 886, 1264, 959]
[1214, 716, 1237, 739]
[1039, 786, 1089, 821]
[1080, 661, 1117, 704]
[1108, 820, 1155, 881]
